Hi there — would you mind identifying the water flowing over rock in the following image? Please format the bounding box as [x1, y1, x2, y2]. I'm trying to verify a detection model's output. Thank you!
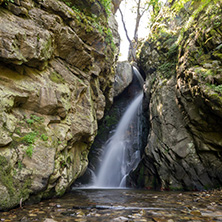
[94, 91, 143, 187]
[0, 0, 120, 210]
[75, 66, 145, 188]
[135, 0, 222, 191]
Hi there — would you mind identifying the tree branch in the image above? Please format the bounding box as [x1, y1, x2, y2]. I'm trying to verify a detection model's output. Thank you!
[119, 7, 136, 61]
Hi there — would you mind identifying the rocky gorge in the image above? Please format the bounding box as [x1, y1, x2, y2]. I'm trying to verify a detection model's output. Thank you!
[0, 0, 222, 212]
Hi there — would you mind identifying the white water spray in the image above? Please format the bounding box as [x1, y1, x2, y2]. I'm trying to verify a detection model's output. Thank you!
[91, 66, 144, 188]
[94, 92, 143, 187]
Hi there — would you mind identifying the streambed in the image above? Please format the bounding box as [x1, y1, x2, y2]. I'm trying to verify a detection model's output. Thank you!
[1, 189, 222, 221]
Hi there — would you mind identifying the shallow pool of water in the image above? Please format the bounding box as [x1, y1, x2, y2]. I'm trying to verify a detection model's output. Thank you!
[1, 189, 222, 221]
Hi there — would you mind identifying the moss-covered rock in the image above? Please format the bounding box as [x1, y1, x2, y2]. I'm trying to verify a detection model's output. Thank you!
[136, 0, 222, 191]
[0, 0, 120, 210]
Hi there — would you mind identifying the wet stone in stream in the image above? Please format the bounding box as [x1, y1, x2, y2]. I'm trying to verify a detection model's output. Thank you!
[0, 189, 222, 221]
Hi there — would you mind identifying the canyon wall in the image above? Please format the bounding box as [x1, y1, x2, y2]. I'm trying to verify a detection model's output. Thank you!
[134, 0, 222, 190]
[0, 0, 120, 210]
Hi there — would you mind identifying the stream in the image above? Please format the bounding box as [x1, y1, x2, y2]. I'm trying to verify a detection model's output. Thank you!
[1, 189, 222, 221]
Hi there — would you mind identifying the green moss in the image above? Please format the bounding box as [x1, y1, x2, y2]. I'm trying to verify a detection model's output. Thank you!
[49, 71, 65, 84]
[0, 155, 8, 167]
[167, 43, 178, 57]
[207, 83, 222, 93]
[104, 115, 118, 127]
[212, 52, 222, 60]
[168, 185, 184, 191]
[56, 187, 66, 197]
[0, 155, 32, 209]
[158, 62, 177, 79]
[59, 0, 115, 55]
[0, 157, 15, 196]
[19, 178, 31, 199]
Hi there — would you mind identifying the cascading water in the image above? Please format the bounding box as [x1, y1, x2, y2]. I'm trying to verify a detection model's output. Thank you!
[93, 67, 144, 188]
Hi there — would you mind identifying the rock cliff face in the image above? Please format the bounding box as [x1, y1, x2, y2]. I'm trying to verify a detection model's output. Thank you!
[0, 0, 120, 210]
[135, 0, 222, 190]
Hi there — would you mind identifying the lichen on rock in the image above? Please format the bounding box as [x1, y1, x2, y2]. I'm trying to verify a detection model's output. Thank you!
[0, 0, 120, 210]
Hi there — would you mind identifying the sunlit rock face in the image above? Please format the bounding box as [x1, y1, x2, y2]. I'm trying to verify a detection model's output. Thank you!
[114, 61, 133, 97]
[0, 0, 120, 210]
[135, 0, 222, 191]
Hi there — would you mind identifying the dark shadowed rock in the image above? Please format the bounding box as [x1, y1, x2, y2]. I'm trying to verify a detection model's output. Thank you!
[135, 0, 222, 191]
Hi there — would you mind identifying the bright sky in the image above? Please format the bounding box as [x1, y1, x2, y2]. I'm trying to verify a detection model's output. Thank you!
[116, 0, 167, 61]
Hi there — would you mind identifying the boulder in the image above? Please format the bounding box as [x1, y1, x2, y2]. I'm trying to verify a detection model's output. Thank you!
[114, 61, 133, 97]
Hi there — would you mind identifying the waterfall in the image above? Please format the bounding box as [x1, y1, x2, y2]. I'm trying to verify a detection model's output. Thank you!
[132, 66, 144, 88]
[93, 67, 144, 188]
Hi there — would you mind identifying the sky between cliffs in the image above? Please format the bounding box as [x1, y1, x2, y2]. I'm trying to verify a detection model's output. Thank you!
[116, 0, 167, 61]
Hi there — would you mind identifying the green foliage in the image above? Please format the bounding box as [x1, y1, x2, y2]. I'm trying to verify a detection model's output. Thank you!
[26, 118, 34, 125]
[158, 62, 177, 79]
[171, 0, 191, 14]
[30, 114, 43, 122]
[167, 43, 178, 58]
[154, 34, 178, 79]
[146, 0, 162, 23]
[176, 0, 214, 45]
[41, 133, 48, 141]
[26, 145, 34, 158]
[26, 114, 43, 125]
[100, 0, 111, 16]
[3, 0, 14, 5]
[59, 0, 114, 52]
[59, 0, 115, 59]
[17, 160, 23, 170]
[148, 0, 161, 15]
[22, 131, 38, 145]
[207, 83, 222, 93]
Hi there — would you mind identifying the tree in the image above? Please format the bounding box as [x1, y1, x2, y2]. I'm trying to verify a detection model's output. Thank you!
[119, 0, 161, 61]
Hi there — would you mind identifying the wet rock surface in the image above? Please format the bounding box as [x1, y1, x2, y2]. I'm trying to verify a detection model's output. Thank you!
[76, 73, 144, 186]
[0, 189, 222, 221]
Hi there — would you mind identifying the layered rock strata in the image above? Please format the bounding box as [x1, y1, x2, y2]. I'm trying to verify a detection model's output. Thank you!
[0, 0, 119, 210]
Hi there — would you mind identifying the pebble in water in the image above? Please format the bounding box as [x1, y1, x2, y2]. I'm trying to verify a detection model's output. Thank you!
[0, 189, 222, 221]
